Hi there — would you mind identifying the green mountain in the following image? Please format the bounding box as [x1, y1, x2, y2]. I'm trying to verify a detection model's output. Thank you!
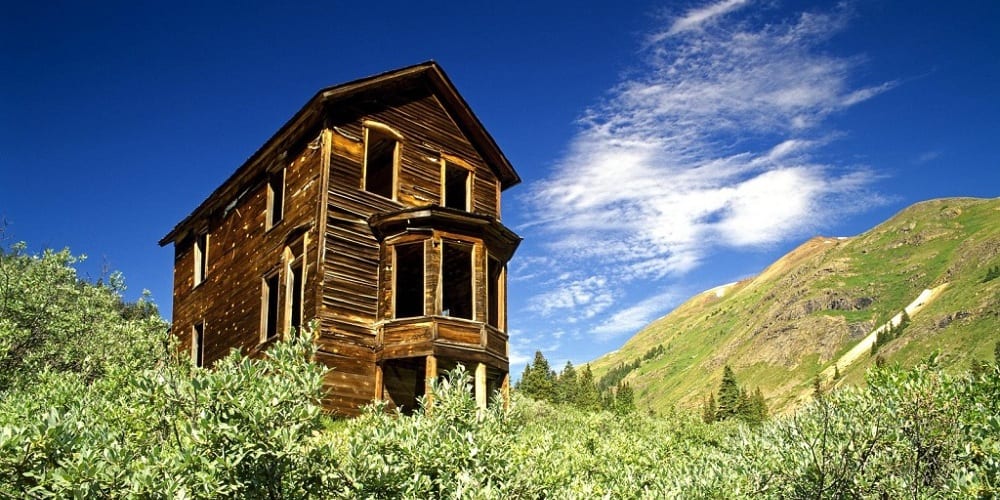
[589, 197, 1000, 414]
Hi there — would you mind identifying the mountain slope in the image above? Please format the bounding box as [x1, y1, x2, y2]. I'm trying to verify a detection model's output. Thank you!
[589, 197, 1000, 414]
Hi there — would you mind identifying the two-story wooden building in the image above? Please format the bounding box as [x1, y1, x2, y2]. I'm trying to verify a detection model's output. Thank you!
[159, 62, 520, 415]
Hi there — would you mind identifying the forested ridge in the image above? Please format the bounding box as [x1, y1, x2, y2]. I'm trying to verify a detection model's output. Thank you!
[1, 243, 998, 498]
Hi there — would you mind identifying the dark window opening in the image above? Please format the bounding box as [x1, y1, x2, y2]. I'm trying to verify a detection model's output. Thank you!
[487, 256, 502, 328]
[365, 129, 397, 199]
[395, 243, 424, 318]
[442, 242, 473, 320]
[289, 261, 303, 335]
[444, 162, 470, 211]
[263, 273, 280, 340]
[194, 233, 208, 286]
[267, 171, 284, 228]
[193, 322, 205, 367]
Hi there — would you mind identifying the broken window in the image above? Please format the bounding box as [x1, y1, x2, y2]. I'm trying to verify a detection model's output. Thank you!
[287, 259, 303, 335]
[193, 232, 208, 287]
[267, 169, 285, 229]
[262, 271, 280, 341]
[443, 161, 470, 211]
[364, 127, 398, 199]
[442, 242, 473, 320]
[394, 243, 424, 318]
[487, 255, 502, 328]
[192, 321, 205, 367]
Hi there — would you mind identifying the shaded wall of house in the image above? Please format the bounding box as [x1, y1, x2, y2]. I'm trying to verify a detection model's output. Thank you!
[171, 134, 325, 367]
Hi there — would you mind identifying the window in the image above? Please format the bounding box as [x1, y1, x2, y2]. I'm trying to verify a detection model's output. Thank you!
[193, 232, 208, 287]
[363, 125, 399, 199]
[443, 161, 471, 211]
[487, 256, 502, 328]
[394, 243, 424, 318]
[442, 242, 473, 320]
[261, 271, 280, 342]
[192, 321, 205, 367]
[287, 259, 303, 336]
[267, 169, 285, 229]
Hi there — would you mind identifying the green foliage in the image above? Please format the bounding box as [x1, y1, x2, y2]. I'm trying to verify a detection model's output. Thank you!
[0, 243, 165, 393]
[515, 350, 555, 402]
[4, 242, 999, 496]
[982, 264, 1000, 283]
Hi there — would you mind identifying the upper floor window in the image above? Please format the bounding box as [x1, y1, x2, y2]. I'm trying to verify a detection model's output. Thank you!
[443, 161, 471, 211]
[285, 240, 305, 336]
[266, 169, 285, 229]
[363, 122, 402, 200]
[193, 232, 208, 287]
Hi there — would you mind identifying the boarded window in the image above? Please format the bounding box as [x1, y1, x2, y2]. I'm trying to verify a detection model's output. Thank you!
[267, 170, 285, 229]
[394, 243, 424, 318]
[192, 321, 205, 367]
[262, 272, 280, 341]
[193, 232, 208, 287]
[487, 256, 502, 328]
[288, 260, 303, 335]
[443, 162, 470, 211]
[442, 242, 473, 320]
[364, 128, 397, 199]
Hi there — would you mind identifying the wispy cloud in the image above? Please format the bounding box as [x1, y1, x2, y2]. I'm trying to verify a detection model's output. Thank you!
[592, 291, 678, 340]
[661, 0, 749, 37]
[520, 1, 891, 340]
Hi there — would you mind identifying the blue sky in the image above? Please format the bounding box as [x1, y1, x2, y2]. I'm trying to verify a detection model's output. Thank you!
[3, 1, 998, 375]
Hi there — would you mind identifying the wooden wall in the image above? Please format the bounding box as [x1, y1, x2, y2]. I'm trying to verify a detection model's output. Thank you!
[171, 134, 325, 367]
[316, 85, 504, 414]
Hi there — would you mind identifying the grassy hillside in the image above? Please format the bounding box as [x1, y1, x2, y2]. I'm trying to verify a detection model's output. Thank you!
[589, 197, 1000, 414]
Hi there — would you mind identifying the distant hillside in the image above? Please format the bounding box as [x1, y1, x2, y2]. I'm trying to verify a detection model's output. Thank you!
[589, 197, 1000, 414]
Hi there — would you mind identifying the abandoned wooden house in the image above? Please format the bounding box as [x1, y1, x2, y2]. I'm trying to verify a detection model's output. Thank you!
[159, 62, 521, 415]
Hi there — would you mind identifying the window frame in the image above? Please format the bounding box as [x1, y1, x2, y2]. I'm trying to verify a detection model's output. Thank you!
[260, 269, 281, 343]
[361, 121, 403, 200]
[392, 241, 426, 319]
[284, 239, 306, 337]
[193, 232, 209, 288]
[439, 239, 475, 320]
[192, 321, 205, 367]
[486, 254, 504, 329]
[441, 159, 473, 212]
[266, 168, 285, 230]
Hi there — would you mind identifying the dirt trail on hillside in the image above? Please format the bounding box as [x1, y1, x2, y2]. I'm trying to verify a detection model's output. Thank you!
[790, 282, 949, 407]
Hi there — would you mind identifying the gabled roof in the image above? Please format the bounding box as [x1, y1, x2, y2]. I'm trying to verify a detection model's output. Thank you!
[159, 61, 520, 246]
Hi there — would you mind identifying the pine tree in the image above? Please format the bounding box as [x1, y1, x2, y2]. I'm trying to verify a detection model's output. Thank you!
[715, 365, 741, 421]
[994, 341, 1000, 365]
[614, 382, 636, 415]
[702, 393, 717, 423]
[556, 361, 579, 405]
[833, 364, 840, 380]
[516, 351, 556, 402]
[751, 387, 768, 424]
[812, 374, 824, 400]
[576, 364, 601, 411]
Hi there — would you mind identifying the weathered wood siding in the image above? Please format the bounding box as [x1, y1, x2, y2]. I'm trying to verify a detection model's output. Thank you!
[171, 136, 324, 367]
[317, 85, 504, 414]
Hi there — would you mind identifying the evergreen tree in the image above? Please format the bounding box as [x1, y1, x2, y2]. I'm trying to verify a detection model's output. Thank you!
[516, 351, 556, 402]
[812, 374, 824, 400]
[556, 361, 579, 405]
[751, 387, 768, 424]
[833, 364, 841, 380]
[576, 364, 601, 411]
[715, 365, 741, 421]
[995, 341, 1000, 365]
[702, 393, 717, 423]
[613, 382, 636, 415]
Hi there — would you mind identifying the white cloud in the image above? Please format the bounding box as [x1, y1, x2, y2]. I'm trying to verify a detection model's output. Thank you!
[661, 0, 750, 37]
[521, 2, 889, 298]
[592, 291, 677, 340]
